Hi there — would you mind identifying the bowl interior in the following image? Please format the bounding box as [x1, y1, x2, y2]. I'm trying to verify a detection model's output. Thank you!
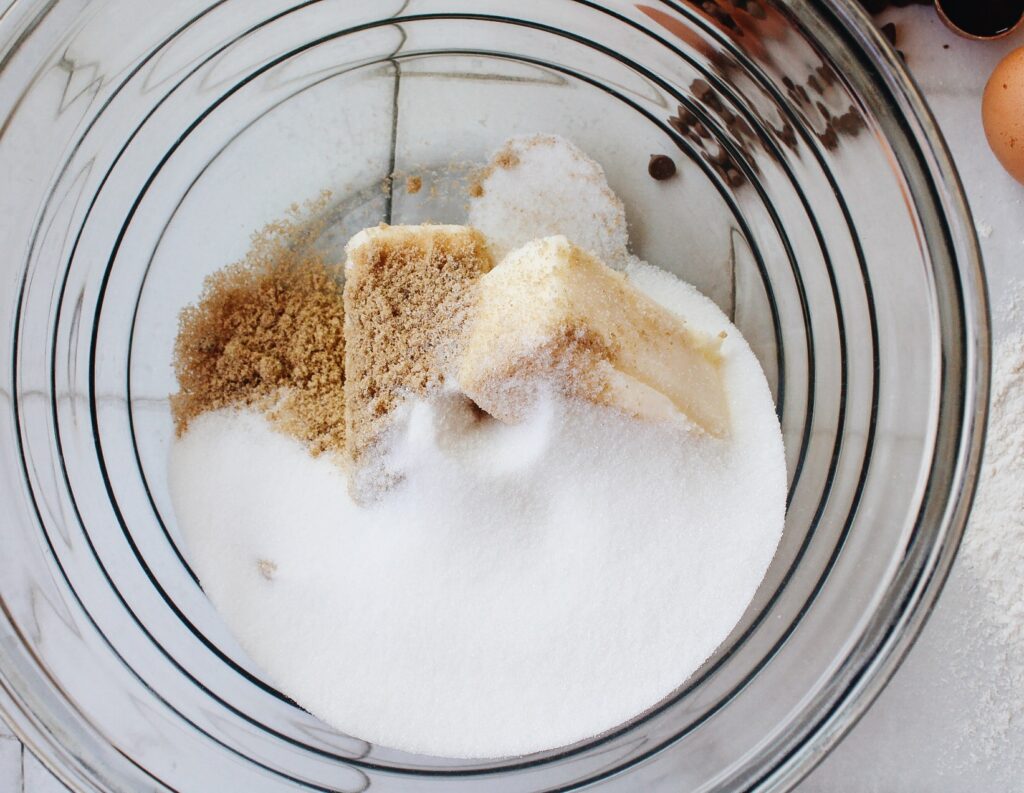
[0, 1, 984, 791]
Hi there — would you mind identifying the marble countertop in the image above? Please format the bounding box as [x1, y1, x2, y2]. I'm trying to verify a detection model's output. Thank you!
[1, 5, 1022, 792]
[801, 10, 1024, 791]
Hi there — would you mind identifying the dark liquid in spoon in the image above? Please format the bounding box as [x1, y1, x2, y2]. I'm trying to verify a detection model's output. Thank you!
[938, 0, 1024, 37]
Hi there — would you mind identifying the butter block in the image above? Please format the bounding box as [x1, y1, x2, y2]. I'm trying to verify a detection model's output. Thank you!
[458, 236, 729, 436]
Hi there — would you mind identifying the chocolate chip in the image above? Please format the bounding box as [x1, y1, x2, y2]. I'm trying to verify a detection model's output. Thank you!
[709, 145, 731, 166]
[702, 1, 730, 25]
[728, 116, 754, 139]
[880, 22, 897, 45]
[702, 0, 725, 18]
[725, 167, 746, 187]
[691, 79, 714, 101]
[677, 105, 697, 126]
[720, 13, 740, 31]
[648, 154, 677, 180]
[819, 125, 839, 150]
[816, 101, 833, 121]
[669, 115, 688, 135]
[746, 1, 766, 19]
[807, 74, 823, 94]
[835, 110, 864, 135]
[779, 123, 798, 147]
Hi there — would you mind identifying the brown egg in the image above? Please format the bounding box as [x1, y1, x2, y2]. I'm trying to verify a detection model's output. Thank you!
[983, 47, 1024, 185]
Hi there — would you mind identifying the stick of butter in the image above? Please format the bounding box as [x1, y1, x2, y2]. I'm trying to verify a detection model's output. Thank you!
[458, 236, 729, 437]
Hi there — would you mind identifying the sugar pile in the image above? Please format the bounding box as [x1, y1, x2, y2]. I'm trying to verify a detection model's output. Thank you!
[170, 276, 784, 757]
[168, 135, 786, 758]
[468, 135, 630, 268]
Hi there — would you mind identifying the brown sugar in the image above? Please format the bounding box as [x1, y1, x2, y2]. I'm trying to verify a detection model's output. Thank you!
[343, 224, 494, 471]
[171, 214, 347, 457]
[468, 140, 523, 198]
[493, 148, 521, 171]
[405, 175, 423, 194]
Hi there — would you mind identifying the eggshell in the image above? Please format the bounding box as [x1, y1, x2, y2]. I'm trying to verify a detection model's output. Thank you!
[983, 46, 1024, 185]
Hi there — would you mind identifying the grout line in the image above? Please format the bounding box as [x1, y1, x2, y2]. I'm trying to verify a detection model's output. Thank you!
[384, 61, 401, 224]
[729, 227, 738, 323]
[383, 16, 407, 224]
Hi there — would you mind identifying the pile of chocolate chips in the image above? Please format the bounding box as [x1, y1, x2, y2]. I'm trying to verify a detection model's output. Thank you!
[669, 97, 748, 187]
[695, 0, 766, 31]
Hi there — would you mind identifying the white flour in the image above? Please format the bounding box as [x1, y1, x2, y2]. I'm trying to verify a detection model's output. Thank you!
[962, 334, 1024, 650]
[956, 327, 1024, 756]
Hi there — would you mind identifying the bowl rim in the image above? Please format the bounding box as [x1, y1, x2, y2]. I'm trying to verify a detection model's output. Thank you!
[749, 0, 989, 789]
[0, 0, 990, 790]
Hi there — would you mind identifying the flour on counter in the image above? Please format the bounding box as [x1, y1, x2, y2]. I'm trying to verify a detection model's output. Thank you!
[956, 322, 1024, 758]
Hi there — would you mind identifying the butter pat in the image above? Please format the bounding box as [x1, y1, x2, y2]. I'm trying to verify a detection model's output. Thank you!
[458, 236, 729, 436]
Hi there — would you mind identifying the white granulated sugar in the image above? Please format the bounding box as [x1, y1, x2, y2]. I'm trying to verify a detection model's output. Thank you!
[468, 134, 630, 267]
[169, 276, 785, 758]
[169, 136, 786, 758]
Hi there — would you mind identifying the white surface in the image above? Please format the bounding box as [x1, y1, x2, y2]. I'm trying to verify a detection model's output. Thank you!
[0, 731, 23, 793]
[801, 7, 1024, 793]
[2, 4, 1022, 790]
[21, 753, 67, 793]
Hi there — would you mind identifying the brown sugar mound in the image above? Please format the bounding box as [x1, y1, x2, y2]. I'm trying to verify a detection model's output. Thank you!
[343, 224, 494, 470]
[171, 218, 347, 457]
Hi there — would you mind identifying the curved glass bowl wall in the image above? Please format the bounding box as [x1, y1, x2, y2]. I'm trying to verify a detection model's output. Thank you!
[0, 1, 986, 791]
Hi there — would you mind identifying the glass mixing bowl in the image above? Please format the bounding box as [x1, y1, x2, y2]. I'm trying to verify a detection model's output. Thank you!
[0, 1, 987, 790]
